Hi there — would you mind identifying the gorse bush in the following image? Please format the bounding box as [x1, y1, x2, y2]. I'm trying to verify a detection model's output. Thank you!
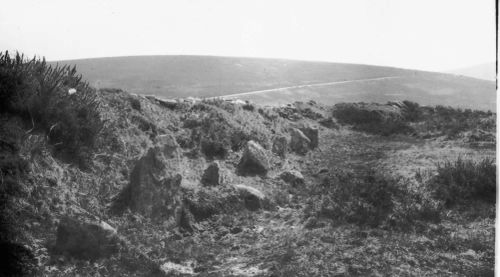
[0, 51, 103, 168]
[430, 157, 496, 205]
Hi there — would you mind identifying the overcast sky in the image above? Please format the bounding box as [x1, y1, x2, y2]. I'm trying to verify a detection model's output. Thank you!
[0, 0, 495, 71]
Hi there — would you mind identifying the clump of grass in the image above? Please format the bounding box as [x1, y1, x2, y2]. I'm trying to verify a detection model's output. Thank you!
[429, 157, 496, 206]
[0, 51, 103, 168]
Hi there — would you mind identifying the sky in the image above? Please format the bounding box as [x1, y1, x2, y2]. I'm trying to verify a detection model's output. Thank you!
[0, 0, 496, 71]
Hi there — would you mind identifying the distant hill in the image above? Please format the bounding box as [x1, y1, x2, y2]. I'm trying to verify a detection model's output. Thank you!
[447, 62, 496, 81]
[50, 55, 496, 111]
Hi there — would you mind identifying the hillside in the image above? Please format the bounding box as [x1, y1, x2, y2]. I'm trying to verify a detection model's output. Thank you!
[50, 56, 496, 111]
[448, 62, 496, 81]
[1, 53, 496, 276]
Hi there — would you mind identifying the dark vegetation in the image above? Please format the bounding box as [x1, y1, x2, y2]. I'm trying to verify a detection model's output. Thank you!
[305, 169, 442, 229]
[430, 157, 496, 206]
[332, 100, 495, 139]
[0, 51, 103, 168]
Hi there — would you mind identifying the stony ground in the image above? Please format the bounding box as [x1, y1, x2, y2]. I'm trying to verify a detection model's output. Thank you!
[138, 129, 494, 277]
[1, 91, 495, 277]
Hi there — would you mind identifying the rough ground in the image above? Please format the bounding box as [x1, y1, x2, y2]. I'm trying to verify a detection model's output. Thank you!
[1, 90, 495, 276]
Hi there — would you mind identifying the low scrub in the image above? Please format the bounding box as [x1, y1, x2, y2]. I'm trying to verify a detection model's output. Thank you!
[307, 169, 441, 228]
[415, 106, 495, 139]
[429, 157, 496, 205]
[185, 101, 276, 159]
[0, 51, 103, 168]
[332, 102, 414, 136]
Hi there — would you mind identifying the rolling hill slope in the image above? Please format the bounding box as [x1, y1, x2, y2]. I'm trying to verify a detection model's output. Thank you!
[50, 55, 496, 110]
[448, 62, 496, 81]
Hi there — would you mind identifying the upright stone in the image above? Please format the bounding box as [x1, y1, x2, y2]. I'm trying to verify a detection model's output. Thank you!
[290, 128, 310, 155]
[272, 136, 288, 158]
[237, 140, 270, 176]
[299, 124, 319, 149]
[201, 161, 223, 186]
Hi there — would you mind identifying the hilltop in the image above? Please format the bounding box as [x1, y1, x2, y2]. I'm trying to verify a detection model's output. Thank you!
[50, 56, 496, 111]
[1, 52, 496, 276]
[448, 62, 496, 81]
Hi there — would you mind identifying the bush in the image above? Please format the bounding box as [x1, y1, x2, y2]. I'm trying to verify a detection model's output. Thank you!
[129, 97, 141, 111]
[306, 169, 442, 228]
[429, 157, 496, 205]
[0, 51, 103, 168]
[413, 105, 496, 139]
[310, 170, 401, 227]
[186, 104, 273, 158]
[332, 102, 414, 136]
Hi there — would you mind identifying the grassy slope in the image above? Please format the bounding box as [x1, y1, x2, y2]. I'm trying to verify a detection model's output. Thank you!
[50, 56, 496, 110]
[233, 73, 496, 111]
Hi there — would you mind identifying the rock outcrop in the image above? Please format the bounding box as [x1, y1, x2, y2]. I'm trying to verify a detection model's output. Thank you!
[237, 140, 270, 176]
[201, 161, 223, 186]
[234, 184, 266, 211]
[280, 170, 305, 186]
[54, 217, 120, 260]
[290, 128, 311, 155]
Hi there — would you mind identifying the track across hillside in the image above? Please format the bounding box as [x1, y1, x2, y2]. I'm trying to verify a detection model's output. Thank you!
[216, 76, 401, 99]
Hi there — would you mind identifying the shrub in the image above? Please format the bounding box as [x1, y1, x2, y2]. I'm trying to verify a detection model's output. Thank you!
[412, 105, 496, 139]
[186, 104, 273, 158]
[242, 102, 255, 111]
[0, 51, 103, 168]
[307, 169, 442, 228]
[401, 100, 423, 122]
[311, 170, 401, 227]
[129, 97, 141, 111]
[332, 102, 414, 136]
[429, 157, 496, 205]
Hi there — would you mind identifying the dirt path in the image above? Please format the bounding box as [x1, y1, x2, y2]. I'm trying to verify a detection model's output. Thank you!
[210, 76, 400, 99]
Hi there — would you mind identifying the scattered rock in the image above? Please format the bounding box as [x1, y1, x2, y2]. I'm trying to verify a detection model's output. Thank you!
[46, 176, 58, 187]
[298, 124, 319, 149]
[154, 133, 181, 160]
[271, 136, 287, 158]
[161, 261, 194, 276]
[318, 117, 338, 129]
[112, 146, 183, 220]
[176, 205, 196, 233]
[54, 217, 120, 260]
[290, 128, 311, 155]
[303, 217, 326, 229]
[230, 226, 243, 234]
[156, 98, 178, 109]
[460, 249, 478, 258]
[280, 170, 305, 186]
[237, 140, 270, 176]
[234, 184, 266, 211]
[183, 115, 202, 129]
[317, 168, 329, 174]
[201, 161, 223, 186]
